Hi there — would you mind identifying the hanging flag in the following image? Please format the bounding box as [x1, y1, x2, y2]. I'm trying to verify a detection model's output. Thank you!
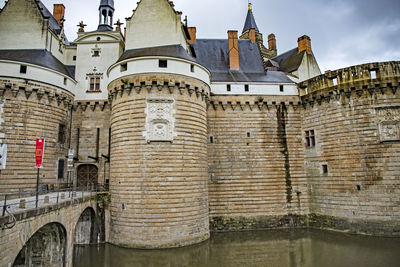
[0, 144, 7, 169]
[35, 138, 45, 168]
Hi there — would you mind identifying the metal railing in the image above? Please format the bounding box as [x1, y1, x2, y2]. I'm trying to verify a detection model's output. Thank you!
[1, 184, 108, 217]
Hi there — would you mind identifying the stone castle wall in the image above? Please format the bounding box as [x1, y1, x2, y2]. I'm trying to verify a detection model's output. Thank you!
[70, 101, 111, 186]
[207, 95, 309, 230]
[0, 79, 73, 193]
[299, 61, 400, 235]
[107, 74, 210, 248]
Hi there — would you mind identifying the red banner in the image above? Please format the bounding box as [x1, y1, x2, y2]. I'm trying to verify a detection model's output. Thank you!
[35, 138, 45, 168]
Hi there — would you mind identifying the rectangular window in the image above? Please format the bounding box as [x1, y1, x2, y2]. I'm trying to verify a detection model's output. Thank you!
[93, 50, 100, 57]
[89, 77, 101, 92]
[20, 65, 27, 74]
[58, 159, 65, 179]
[63, 78, 67, 85]
[159, 60, 167, 68]
[370, 70, 377, 79]
[227, 84, 231, 92]
[120, 63, 127, 72]
[280, 85, 284, 92]
[322, 164, 328, 175]
[58, 124, 66, 144]
[305, 130, 315, 148]
[209, 136, 214, 144]
[190, 64, 195, 73]
[73, 56, 77, 61]
[245, 84, 249, 92]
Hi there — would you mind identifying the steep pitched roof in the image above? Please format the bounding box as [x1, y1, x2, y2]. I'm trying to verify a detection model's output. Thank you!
[270, 48, 305, 73]
[242, 8, 259, 33]
[36, 1, 62, 36]
[192, 39, 293, 83]
[0, 49, 75, 78]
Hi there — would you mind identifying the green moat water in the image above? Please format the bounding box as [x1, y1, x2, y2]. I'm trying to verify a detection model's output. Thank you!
[73, 229, 400, 267]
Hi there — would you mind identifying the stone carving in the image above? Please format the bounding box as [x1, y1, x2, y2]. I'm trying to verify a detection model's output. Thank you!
[144, 98, 176, 142]
[376, 106, 400, 142]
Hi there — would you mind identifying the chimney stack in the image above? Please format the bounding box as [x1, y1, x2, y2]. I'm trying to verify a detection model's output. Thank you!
[188, 27, 197, 44]
[268, 34, 277, 51]
[53, 4, 65, 26]
[228, 30, 240, 70]
[298, 35, 312, 54]
[249, 28, 256, 43]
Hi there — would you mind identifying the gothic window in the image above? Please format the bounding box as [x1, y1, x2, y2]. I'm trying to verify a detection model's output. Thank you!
[86, 71, 103, 93]
[89, 77, 101, 91]
[305, 130, 315, 148]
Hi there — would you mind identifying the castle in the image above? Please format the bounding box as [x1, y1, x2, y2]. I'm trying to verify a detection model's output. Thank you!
[0, 0, 399, 249]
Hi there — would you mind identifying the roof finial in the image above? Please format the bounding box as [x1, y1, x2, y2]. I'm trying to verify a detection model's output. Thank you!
[248, 0, 252, 10]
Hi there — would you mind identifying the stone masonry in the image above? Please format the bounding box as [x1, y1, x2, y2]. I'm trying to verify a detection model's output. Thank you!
[107, 74, 210, 248]
[0, 80, 74, 193]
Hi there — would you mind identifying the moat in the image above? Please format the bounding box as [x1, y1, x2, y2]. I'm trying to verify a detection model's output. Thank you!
[73, 229, 400, 267]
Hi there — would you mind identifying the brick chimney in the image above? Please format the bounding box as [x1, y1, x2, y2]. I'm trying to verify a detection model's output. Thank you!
[228, 30, 239, 70]
[268, 34, 277, 51]
[188, 27, 197, 44]
[249, 28, 256, 43]
[53, 4, 65, 26]
[298, 35, 312, 54]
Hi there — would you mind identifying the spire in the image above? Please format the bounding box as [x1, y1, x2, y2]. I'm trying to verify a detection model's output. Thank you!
[98, 0, 115, 31]
[242, 2, 259, 34]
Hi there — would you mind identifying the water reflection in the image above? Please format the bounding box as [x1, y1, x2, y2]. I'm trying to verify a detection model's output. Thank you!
[74, 229, 400, 267]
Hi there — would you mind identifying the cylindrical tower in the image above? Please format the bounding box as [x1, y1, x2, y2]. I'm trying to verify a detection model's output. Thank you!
[107, 51, 211, 248]
[0, 56, 75, 193]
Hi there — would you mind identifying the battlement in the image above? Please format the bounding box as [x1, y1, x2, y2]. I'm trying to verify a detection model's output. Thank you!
[298, 61, 400, 98]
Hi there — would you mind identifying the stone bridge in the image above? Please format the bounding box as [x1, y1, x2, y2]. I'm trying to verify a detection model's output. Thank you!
[0, 193, 107, 267]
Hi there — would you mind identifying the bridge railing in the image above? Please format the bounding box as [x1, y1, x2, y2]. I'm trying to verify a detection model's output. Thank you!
[1, 184, 108, 217]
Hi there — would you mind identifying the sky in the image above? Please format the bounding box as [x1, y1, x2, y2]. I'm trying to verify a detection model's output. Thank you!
[1, 0, 399, 71]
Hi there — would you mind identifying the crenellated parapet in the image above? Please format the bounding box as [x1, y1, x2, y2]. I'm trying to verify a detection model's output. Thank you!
[108, 74, 210, 104]
[298, 61, 400, 107]
[73, 100, 110, 112]
[0, 79, 74, 108]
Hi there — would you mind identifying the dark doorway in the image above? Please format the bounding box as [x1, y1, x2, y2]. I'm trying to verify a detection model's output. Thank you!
[77, 164, 98, 187]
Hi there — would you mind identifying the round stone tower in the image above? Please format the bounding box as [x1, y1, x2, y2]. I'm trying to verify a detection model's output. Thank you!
[107, 49, 211, 248]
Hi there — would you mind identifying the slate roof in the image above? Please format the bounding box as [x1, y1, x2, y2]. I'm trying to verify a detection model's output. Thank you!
[270, 48, 305, 73]
[0, 50, 75, 79]
[117, 45, 197, 63]
[242, 9, 259, 34]
[37, 1, 62, 36]
[192, 39, 293, 83]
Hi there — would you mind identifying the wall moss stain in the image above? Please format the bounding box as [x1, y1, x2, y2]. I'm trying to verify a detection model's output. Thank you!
[277, 103, 293, 203]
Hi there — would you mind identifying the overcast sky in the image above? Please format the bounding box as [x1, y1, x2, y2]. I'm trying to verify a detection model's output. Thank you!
[1, 0, 399, 71]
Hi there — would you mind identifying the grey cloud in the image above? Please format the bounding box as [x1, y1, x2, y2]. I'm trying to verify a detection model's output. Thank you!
[1, 0, 399, 71]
